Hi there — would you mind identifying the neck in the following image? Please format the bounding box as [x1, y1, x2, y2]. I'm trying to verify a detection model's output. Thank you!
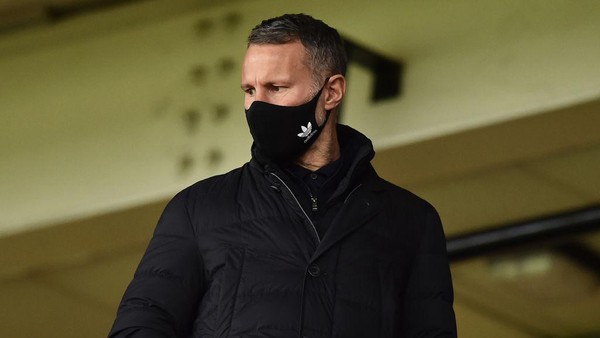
[294, 118, 340, 171]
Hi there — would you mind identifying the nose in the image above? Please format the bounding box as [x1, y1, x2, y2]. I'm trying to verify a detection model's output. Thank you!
[254, 89, 268, 102]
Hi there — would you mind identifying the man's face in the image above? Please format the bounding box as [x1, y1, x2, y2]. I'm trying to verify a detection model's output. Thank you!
[241, 40, 317, 110]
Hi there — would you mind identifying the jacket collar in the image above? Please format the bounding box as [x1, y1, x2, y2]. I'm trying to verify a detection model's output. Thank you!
[249, 125, 386, 258]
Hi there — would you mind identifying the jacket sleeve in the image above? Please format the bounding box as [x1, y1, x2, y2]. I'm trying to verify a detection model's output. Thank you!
[109, 190, 204, 337]
[403, 206, 457, 337]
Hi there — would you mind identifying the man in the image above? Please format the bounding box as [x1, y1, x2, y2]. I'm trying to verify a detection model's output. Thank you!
[109, 13, 456, 338]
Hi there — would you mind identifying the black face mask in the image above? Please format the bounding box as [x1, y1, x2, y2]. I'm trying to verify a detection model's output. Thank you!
[245, 86, 331, 162]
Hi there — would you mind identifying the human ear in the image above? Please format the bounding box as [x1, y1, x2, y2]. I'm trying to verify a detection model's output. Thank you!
[324, 74, 346, 111]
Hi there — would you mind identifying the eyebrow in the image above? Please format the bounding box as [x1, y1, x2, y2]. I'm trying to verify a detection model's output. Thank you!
[242, 77, 293, 86]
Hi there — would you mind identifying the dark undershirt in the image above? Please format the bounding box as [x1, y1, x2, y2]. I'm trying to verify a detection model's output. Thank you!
[285, 157, 344, 237]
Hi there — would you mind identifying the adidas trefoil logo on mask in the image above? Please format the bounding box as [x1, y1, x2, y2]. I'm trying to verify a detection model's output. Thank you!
[297, 122, 312, 138]
[297, 122, 318, 143]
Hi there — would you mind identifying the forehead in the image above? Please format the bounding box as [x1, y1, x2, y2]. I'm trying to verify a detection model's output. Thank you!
[242, 41, 310, 76]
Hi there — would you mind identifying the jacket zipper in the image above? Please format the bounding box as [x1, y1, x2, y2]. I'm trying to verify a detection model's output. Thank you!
[270, 172, 321, 243]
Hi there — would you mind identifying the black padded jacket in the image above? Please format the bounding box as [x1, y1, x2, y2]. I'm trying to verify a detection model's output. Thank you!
[109, 125, 456, 338]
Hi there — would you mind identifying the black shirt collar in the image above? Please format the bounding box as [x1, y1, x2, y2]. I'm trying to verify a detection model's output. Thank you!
[285, 156, 344, 195]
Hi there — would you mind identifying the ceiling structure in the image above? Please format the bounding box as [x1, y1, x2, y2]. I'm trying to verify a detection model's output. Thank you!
[0, 0, 138, 31]
[1, 0, 599, 337]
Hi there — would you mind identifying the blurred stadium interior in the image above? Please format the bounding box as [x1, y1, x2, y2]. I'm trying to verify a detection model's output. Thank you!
[1, 1, 600, 337]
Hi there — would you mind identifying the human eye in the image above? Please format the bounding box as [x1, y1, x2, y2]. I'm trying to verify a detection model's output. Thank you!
[244, 87, 255, 96]
[269, 85, 285, 93]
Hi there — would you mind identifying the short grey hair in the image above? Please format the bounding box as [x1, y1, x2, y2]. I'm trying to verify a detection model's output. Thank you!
[247, 13, 347, 89]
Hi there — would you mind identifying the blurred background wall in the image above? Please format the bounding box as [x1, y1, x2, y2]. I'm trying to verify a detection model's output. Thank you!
[1, 0, 600, 337]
